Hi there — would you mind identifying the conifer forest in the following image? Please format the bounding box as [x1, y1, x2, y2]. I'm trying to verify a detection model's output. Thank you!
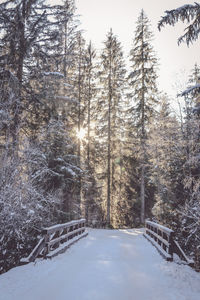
[0, 0, 200, 274]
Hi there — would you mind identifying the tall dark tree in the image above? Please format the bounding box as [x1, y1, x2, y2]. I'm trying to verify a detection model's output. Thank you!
[84, 42, 96, 168]
[80, 41, 99, 223]
[57, 0, 79, 78]
[0, 0, 62, 147]
[149, 96, 185, 223]
[98, 29, 126, 226]
[128, 10, 158, 223]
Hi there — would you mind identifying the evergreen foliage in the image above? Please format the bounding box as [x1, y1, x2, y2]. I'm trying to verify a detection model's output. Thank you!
[158, 2, 200, 46]
[128, 10, 158, 224]
[97, 29, 126, 227]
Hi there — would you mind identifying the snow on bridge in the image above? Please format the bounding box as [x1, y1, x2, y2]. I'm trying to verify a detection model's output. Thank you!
[0, 228, 200, 300]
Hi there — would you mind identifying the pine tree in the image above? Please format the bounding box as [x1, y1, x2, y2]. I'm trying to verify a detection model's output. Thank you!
[84, 42, 96, 168]
[52, 0, 80, 128]
[128, 10, 158, 223]
[80, 41, 100, 223]
[149, 96, 185, 224]
[98, 29, 126, 226]
[56, 0, 79, 78]
[158, 3, 200, 46]
[179, 67, 200, 252]
[0, 0, 62, 147]
[158, 3, 200, 98]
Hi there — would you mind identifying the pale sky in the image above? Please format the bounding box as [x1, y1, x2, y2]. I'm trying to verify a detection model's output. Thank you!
[75, 0, 200, 98]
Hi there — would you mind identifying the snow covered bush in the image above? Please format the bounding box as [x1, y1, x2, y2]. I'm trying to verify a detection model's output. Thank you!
[0, 146, 62, 274]
[177, 113, 200, 256]
[179, 200, 200, 256]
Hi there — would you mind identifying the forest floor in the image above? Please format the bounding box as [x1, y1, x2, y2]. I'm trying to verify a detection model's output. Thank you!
[0, 228, 200, 300]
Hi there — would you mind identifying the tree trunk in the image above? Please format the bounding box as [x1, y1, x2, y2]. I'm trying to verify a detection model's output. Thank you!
[107, 92, 111, 226]
[107, 41, 112, 227]
[140, 164, 145, 223]
[63, 1, 69, 78]
[87, 60, 91, 167]
[13, 0, 26, 152]
[77, 36, 82, 217]
[85, 47, 92, 223]
[140, 11, 146, 224]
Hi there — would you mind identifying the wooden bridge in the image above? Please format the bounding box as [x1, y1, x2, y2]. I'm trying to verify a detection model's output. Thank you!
[21, 218, 196, 268]
[0, 220, 200, 300]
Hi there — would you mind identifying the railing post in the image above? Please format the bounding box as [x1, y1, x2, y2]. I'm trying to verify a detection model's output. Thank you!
[168, 231, 174, 260]
[43, 231, 50, 257]
[195, 246, 200, 272]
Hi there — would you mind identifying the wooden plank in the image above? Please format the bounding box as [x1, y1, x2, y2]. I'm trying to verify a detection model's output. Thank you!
[46, 232, 88, 259]
[145, 220, 194, 267]
[20, 237, 45, 264]
[172, 240, 194, 266]
[195, 246, 200, 271]
[143, 233, 173, 261]
[47, 228, 84, 247]
[145, 220, 174, 234]
[146, 229, 170, 247]
[43, 219, 85, 234]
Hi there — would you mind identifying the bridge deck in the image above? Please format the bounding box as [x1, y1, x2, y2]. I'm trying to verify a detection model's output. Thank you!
[0, 229, 199, 300]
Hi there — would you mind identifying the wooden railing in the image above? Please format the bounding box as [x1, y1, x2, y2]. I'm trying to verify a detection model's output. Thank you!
[195, 246, 200, 272]
[144, 220, 174, 261]
[144, 220, 194, 266]
[21, 219, 87, 264]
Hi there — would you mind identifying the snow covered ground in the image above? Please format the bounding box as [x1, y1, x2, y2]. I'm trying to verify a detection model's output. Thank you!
[0, 228, 200, 300]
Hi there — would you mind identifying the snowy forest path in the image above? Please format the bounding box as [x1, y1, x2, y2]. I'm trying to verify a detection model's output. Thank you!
[0, 229, 200, 300]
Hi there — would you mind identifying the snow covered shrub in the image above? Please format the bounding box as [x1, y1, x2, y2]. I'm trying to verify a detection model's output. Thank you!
[178, 200, 200, 257]
[38, 119, 83, 220]
[0, 143, 62, 274]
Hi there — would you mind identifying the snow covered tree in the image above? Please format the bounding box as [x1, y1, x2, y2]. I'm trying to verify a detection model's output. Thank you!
[128, 10, 158, 223]
[53, 0, 79, 78]
[50, 0, 80, 127]
[178, 67, 200, 253]
[0, 0, 63, 147]
[149, 67, 200, 257]
[158, 2, 200, 46]
[158, 2, 200, 252]
[84, 42, 96, 168]
[158, 3, 200, 99]
[180, 64, 200, 113]
[79, 42, 100, 223]
[97, 29, 126, 227]
[0, 70, 20, 154]
[0, 138, 63, 274]
[0, 0, 85, 273]
[149, 96, 185, 225]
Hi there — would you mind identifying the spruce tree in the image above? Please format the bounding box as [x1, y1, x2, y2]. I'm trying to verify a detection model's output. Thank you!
[149, 96, 184, 224]
[128, 10, 158, 223]
[56, 0, 79, 78]
[81, 41, 99, 223]
[0, 0, 62, 147]
[98, 29, 126, 226]
[158, 3, 200, 98]
[158, 3, 200, 46]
